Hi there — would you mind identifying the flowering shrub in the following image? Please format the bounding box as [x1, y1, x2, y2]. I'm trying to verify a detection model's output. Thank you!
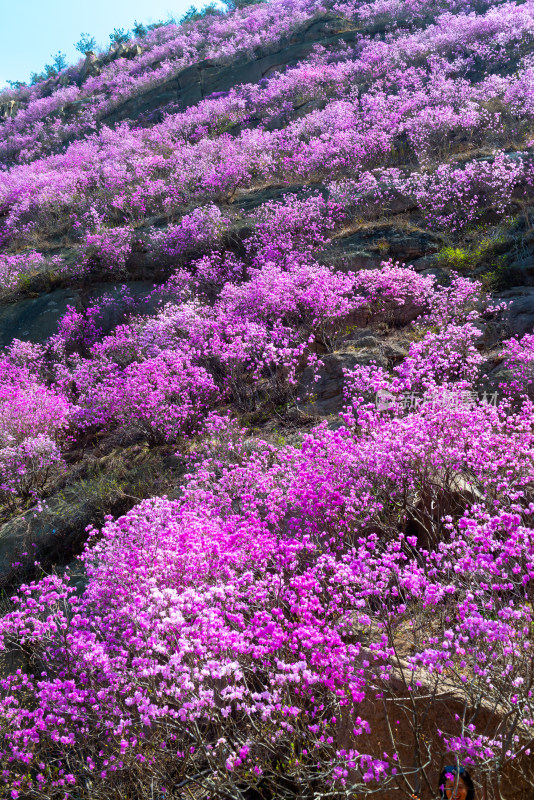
[0, 435, 63, 507]
[498, 332, 534, 395]
[51, 288, 136, 356]
[149, 204, 229, 262]
[0, 251, 47, 290]
[246, 192, 342, 264]
[117, 349, 220, 442]
[59, 342, 218, 442]
[0, 361, 71, 505]
[82, 225, 134, 271]
[395, 322, 485, 389]
[216, 257, 354, 346]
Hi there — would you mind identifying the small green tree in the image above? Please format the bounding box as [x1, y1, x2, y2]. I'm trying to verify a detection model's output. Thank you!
[109, 28, 130, 45]
[179, 3, 224, 23]
[43, 51, 67, 78]
[180, 5, 200, 22]
[132, 20, 147, 38]
[146, 16, 178, 31]
[220, 0, 265, 8]
[200, 3, 222, 16]
[75, 33, 97, 54]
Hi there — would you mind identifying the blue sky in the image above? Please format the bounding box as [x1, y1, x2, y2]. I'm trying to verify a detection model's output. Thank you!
[0, 0, 207, 88]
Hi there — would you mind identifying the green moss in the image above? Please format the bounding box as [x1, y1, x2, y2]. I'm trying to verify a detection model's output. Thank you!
[436, 235, 507, 273]
[436, 246, 472, 270]
[16, 274, 32, 292]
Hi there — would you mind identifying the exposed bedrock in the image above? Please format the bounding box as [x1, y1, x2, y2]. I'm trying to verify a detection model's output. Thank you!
[99, 15, 360, 126]
[0, 281, 156, 350]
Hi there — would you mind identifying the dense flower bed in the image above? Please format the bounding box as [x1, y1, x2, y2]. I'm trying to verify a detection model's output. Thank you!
[0, 0, 506, 165]
[3, 0, 534, 251]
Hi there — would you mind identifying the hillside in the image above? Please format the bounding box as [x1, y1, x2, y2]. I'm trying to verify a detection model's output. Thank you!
[0, 0, 534, 797]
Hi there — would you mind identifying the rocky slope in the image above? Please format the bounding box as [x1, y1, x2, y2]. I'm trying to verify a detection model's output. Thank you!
[0, 0, 534, 798]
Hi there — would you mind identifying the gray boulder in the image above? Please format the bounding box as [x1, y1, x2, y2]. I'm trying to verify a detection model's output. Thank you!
[0, 289, 77, 349]
[79, 52, 102, 81]
[297, 345, 388, 415]
[497, 287, 534, 337]
[0, 492, 95, 589]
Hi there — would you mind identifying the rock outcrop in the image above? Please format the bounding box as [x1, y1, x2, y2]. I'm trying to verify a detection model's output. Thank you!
[0, 100, 17, 120]
[100, 15, 360, 125]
